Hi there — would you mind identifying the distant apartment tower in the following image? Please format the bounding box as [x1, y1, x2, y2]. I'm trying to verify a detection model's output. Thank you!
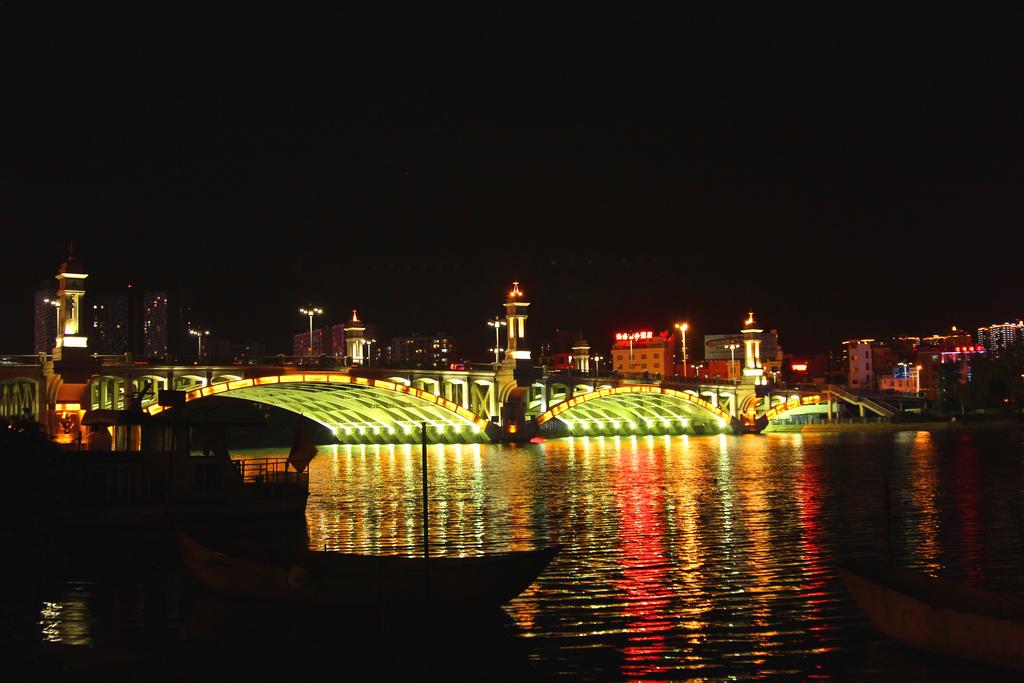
[845, 339, 895, 391]
[293, 323, 346, 359]
[33, 285, 57, 353]
[390, 333, 457, 369]
[846, 340, 874, 389]
[91, 293, 130, 354]
[143, 290, 193, 361]
[977, 321, 1023, 355]
[293, 328, 330, 357]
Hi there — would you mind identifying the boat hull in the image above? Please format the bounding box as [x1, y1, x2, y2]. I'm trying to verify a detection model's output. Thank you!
[839, 565, 1024, 670]
[179, 532, 560, 611]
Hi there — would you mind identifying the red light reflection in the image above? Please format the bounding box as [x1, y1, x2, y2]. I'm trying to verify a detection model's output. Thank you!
[614, 450, 672, 677]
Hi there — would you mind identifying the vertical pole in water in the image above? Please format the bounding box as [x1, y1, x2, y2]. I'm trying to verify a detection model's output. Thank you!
[421, 422, 430, 560]
[421, 422, 430, 598]
[420, 422, 431, 671]
[884, 480, 893, 566]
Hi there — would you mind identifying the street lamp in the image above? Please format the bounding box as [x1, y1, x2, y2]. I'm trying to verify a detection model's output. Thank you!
[593, 354, 604, 380]
[487, 317, 506, 366]
[189, 328, 209, 360]
[726, 343, 740, 381]
[299, 306, 323, 357]
[367, 338, 376, 367]
[674, 322, 689, 377]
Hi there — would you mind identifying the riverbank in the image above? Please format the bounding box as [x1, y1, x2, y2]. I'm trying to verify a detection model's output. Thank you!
[764, 419, 1022, 434]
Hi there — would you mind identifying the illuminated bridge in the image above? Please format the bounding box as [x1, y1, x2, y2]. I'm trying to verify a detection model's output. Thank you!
[4, 258, 916, 445]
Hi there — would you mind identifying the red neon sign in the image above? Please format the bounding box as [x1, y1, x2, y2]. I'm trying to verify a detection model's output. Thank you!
[615, 331, 654, 341]
[791, 363, 808, 372]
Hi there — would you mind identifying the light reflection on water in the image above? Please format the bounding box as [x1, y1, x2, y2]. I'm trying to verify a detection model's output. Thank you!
[287, 430, 1024, 679]
[37, 429, 1024, 679]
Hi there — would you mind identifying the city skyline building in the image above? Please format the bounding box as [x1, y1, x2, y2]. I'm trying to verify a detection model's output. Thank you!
[611, 330, 674, 376]
[977, 321, 1022, 356]
[143, 289, 193, 361]
[390, 333, 457, 369]
[91, 293, 130, 355]
[33, 285, 57, 354]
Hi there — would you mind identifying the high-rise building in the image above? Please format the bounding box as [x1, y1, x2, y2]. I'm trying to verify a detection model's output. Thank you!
[390, 333, 457, 369]
[845, 339, 875, 390]
[293, 328, 330, 357]
[33, 285, 57, 353]
[143, 290, 193, 361]
[91, 293, 130, 354]
[843, 339, 895, 391]
[977, 321, 1023, 355]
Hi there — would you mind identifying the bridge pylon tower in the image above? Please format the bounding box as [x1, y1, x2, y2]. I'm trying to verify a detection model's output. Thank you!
[741, 311, 766, 386]
[53, 246, 89, 362]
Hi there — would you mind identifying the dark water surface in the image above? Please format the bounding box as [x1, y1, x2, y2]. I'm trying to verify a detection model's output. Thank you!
[15, 430, 1024, 680]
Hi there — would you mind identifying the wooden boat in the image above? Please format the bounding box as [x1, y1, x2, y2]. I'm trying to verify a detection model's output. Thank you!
[178, 530, 561, 611]
[839, 563, 1024, 670]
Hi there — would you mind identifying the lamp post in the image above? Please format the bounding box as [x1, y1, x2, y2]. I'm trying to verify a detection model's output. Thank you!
[189, 328, 209, 360]
[593, 354, 604, 380]
[487, 317, 506, 366]
[726, 343, 740, 381]
[299, 306, 323, 357]
[367, 338, 376, 367]
[916, 365, 922, 396]
[674, 322, 689, 377]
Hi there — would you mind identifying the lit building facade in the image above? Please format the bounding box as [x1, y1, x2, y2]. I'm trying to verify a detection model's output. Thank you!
[921, 329, 973, 353]
[33, 286, 57, 353]
[91, 293, 130, 354]
[390, 333, 457, 369]
[293, 328, 329, 357]
[845, 339, 881, 390]
[143, 290, 193, 361]
[977, 321, 1022, 355]
[612, 330, 674, 376]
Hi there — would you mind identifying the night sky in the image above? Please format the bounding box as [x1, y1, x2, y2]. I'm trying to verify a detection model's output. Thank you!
[3, 5, 1022, 358]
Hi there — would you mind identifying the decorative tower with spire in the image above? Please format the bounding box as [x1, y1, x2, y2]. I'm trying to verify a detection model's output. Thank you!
[572, 333, 591, 373]
[345, 309, 367, 365]
[53, 246, 89, 360]
[741, 310, 765, 384]
[503, 281, 531, 361]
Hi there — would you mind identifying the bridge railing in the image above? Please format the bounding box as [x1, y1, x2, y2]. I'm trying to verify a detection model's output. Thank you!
[231, 457, 309, 489]
[0, 354, 49, 366]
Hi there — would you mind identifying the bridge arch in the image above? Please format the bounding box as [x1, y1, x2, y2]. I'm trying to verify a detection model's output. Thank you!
[147, 372, 497, 444]
[535, 385, 740, 436]
[1, 377, 39, 419]
[758, 394, 825, 429]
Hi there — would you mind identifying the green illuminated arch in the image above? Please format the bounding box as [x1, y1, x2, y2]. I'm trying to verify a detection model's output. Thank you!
[148, 372, 496, 444]
[535, 385, 740, 436]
